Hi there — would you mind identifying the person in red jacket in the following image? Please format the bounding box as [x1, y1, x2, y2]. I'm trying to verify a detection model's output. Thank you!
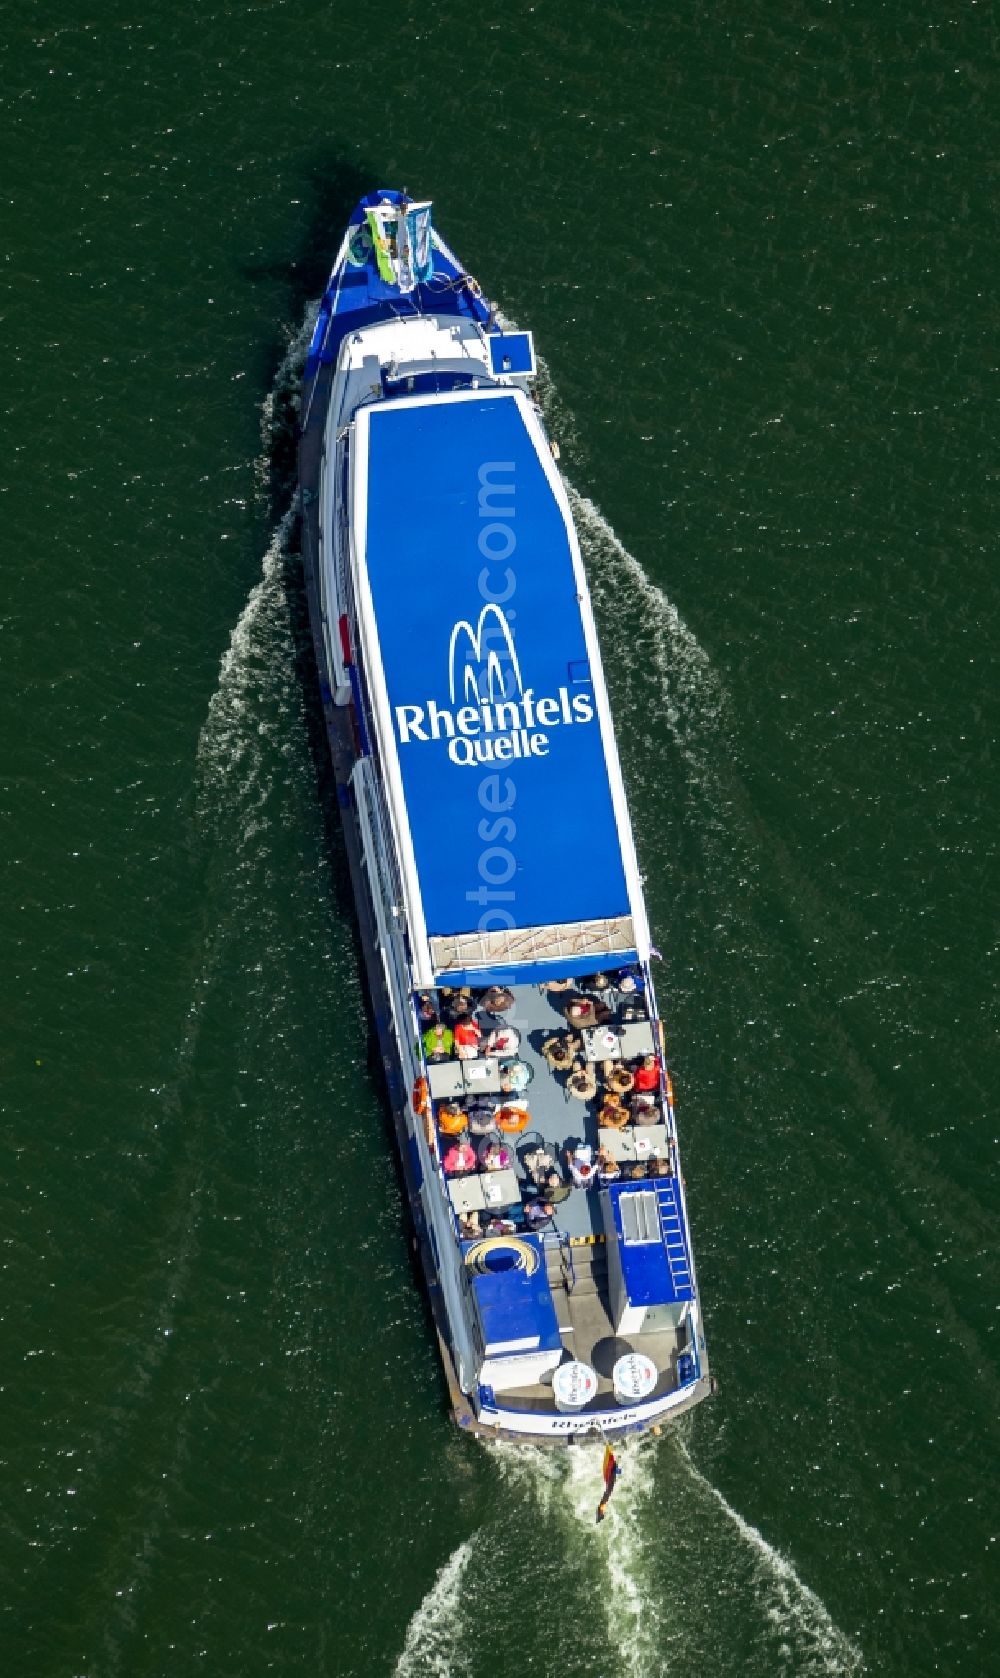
[632, 1054, 661, 1093]
[454, 1016, 482, 1060]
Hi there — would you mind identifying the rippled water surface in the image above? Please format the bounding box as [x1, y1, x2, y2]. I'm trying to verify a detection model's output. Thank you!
[2, 4, 996, 1675]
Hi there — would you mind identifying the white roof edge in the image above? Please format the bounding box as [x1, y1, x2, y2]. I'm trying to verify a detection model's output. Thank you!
[349, 414, 435, 985]
[510, 393, 652, 957]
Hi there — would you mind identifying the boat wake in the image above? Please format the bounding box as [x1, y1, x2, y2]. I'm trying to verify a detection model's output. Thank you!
[393, 1436, 862, 1675]
[193, 500, 300, 841]
[533, 353, 730, 800]
[499, 1437, 861, 1676]
[569, 487, 729, 779]
[392, 1540, 475, 1678]
[674, 1440, 865, 1676]
[194, 305, 319, 841]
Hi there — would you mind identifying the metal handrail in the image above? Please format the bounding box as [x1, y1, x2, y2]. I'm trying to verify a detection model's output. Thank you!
[543, 1228, 576, 1294]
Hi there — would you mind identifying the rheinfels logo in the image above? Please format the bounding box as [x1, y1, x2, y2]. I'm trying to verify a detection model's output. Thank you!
[394, 605, 595, 767]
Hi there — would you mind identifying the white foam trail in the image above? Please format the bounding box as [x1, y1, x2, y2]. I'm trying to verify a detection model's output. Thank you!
[193, 500, 300, 820]
[677, 1440, 865, 1675]
[531, 348, 728, 786]
[393, 1539, 474, 1678]
[490, 1437, 667, 1676]
[486, 1432, 863, 1676]
[195, 302, 319, 819]
[254, 300, 321, 500]
[568, 484, 729, 775]
[566, 1443, 663, 1678]
[489, 1438, 564, 1517]
[532, 351, 584, 463]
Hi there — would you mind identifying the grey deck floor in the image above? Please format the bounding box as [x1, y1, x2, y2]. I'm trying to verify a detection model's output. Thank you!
[501, 984, 611, 1241]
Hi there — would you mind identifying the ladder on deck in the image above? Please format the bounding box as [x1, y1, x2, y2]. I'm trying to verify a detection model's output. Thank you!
[654, 1180, 694, 1301]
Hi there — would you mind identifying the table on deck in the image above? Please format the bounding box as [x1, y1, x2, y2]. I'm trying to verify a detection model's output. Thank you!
[427, 1055, 505, 1101]
[583, 1020, 659, 1064]
[633, 1124, 670, 1160]
[599, 1126, 636, 1161]
[462, 1055, 503, 1095]
[582, 1026, 622, 1064]
[427, 1060, 465, 1100]
[599, 1124, 671, 1164]
[448, 1174, 486, 1214]
[479, 1167, 521, 1210]
[618, 1021, 658, 1059]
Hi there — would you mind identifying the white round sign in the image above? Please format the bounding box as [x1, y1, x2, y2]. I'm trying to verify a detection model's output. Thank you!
[552, 1360, 598, 1413]
[612, 1353, 658, 1403]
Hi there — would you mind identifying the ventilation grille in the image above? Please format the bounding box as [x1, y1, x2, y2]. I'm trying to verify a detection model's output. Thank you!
[429, 914, 636, 977]
[619, 1190, 660, 1245]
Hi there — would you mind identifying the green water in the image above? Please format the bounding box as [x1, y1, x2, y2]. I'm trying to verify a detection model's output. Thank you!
[3, 4, 996, 1674]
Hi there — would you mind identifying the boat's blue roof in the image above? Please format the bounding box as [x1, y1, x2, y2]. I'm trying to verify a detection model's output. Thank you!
[360, 391, 633, 942]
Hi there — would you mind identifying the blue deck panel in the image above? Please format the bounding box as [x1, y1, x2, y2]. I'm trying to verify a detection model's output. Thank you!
[362, 393, 631, 940]
[607, 1182, 694, 1307]
[467, 1240, 562, 1355]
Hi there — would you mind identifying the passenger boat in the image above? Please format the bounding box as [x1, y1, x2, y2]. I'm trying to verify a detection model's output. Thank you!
[298, 191, 711, 1441]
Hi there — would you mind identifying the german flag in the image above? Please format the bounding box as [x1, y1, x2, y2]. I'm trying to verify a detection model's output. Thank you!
[596, 1444, 619, 1523]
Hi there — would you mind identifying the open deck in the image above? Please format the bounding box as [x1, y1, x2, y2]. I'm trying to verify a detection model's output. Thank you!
[420, 971, 695, 1412]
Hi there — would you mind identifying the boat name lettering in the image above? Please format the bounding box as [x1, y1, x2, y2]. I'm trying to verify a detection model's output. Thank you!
[544, 1412, 641, 1431]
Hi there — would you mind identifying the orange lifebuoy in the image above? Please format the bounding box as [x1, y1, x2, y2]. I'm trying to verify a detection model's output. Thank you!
[412, 1076, 429, 1117]
[496, 1104, 530, 1134]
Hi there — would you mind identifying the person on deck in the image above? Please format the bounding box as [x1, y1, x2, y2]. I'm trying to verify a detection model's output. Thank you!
[487, 1023, 520, 1058]
[423, 1022, 454, 1061]
[564, 995, 597, 1029]
[437, 1101, 469, 1137]
[524, 1199, 556, 1230]
[566, 1060, 597, 1102]
[453, 1016, 482, 1060]
[565, 992, 612, 1029]
[595, 1146, 621, 1183]
[566, 1145, 597, 1188]
[542, 1032, 578, 1072]
[417, 993, 438, 1026]
[466, 1099, 498, 1136]
[604, 1061, 634, 1096]
[499, 1059, 531, 1096]
[630, 1090, 658, 1120]
[598, 1092, 630, 1131]
[632, 1054, 661, 1093]
[479, 1140, 512, 1172]
[482, 986, 514, 1013]
[443, 1139, 476, 1176]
